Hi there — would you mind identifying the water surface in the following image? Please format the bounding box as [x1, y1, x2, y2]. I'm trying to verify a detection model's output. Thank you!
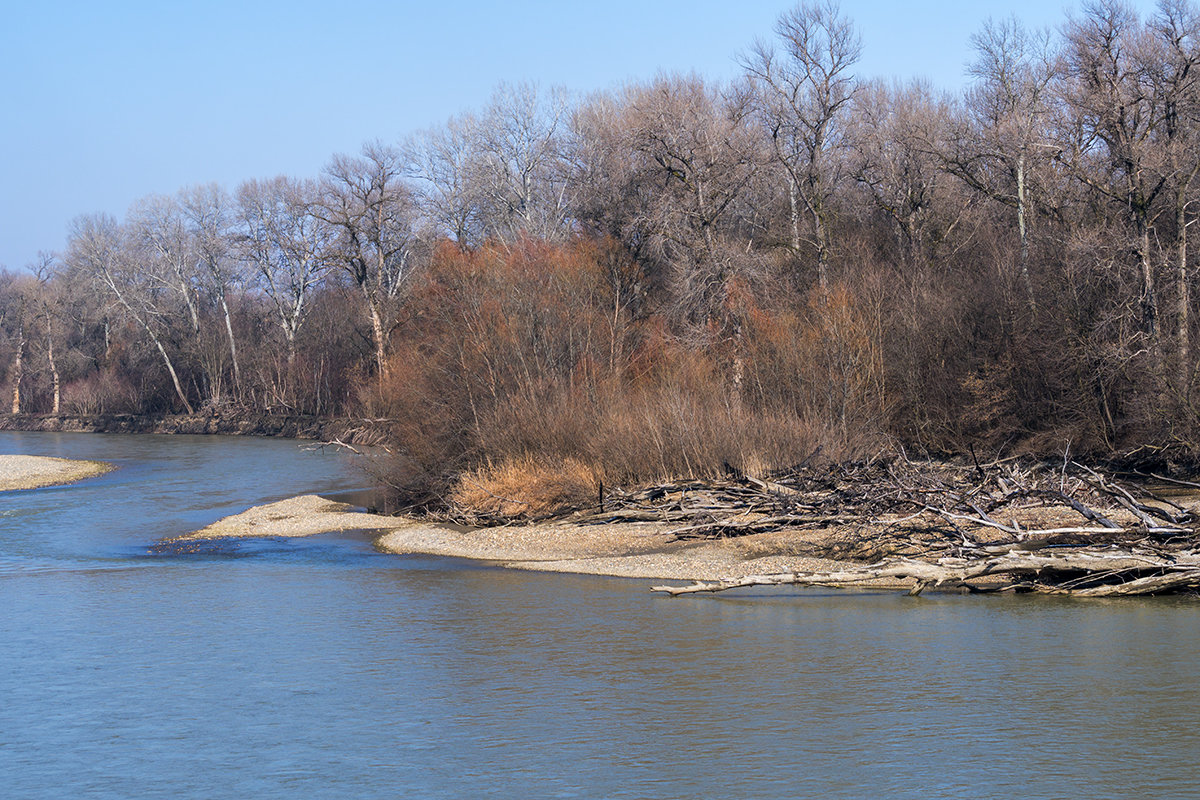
[1, 431, 1198, 798]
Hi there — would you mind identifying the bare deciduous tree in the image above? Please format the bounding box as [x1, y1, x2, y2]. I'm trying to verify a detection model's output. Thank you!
[1146, 0, 1200, 369]
[404, 113, 485, 248]
[1060, 0, 1168, 336]
[851, 80, 955, 270]
[474, 82, 573, 244]
[623, 74, 763, 327]
[236, 176, 332, 378]
[742, 0, 861, 288]
[948, 16, 1060, 310]
[320, 142, 419, 380]
[180, 183, 243, 395]
[67, 214, 194, 413]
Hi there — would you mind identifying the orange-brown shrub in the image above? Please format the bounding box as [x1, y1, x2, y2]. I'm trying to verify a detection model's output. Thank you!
[375, 238, 883, 509]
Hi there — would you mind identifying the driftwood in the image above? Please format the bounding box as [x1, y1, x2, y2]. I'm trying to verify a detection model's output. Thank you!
[627, 457, 1200, 597]
[652, 551, 1200, 598]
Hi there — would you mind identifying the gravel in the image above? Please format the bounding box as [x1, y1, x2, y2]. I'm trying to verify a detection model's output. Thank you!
[0, 455, 114, 492]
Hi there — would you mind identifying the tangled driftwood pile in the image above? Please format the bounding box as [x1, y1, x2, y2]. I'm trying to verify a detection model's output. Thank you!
[582, 457, 1200, 597]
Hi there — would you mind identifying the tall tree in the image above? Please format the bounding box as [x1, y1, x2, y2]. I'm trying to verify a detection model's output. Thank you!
[1146, 0, 1200, 371]
[473, 82, 574, 243]
[1060, 0, 1168, 336]
[851, 80, 955, 270]
[742, 0, 861, 288]
[404, 113, 485, 248]
[236, 177, 332, 369]
[623, 74, 762, 327]
[320, 142, 418, 380]
[948, 16, 1060, 311]
[180, 183, 243, 396]
[67, 214, 194, 413]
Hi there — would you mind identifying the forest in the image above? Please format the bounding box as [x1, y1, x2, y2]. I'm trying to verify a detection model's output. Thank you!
[4, 0, 1200, 508]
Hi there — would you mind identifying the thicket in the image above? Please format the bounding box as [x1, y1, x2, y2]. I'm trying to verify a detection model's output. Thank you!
[6, 1, 1200, 512]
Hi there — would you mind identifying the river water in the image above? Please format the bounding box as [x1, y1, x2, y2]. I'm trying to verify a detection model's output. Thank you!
[2, 431, 1199, 799]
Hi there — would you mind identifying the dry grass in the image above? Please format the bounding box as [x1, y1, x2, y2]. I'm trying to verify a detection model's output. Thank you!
[449, 456, 600, 519]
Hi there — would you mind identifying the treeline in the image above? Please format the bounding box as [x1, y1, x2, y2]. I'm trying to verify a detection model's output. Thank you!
[5, 1, 1200, 505]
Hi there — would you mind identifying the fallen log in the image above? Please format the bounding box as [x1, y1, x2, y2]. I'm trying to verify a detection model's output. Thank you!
[651, 551, 1200, 597]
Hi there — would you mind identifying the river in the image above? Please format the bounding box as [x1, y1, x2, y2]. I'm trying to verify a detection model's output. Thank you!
[1, 430, 1198, 799]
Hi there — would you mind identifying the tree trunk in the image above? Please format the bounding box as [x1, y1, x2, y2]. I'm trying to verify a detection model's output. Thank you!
[220, 295, 241, 394]
[45, 316, 60, 415]
[1138, 215, 1158, 337]
[368, 300, 387, 381]
[1016, 155, 1037, 313]
[10, 326, 23, 415]
[787, 175, 802, 254]
[813, 197, 829, 291]
[1177, 187, 1189, 377]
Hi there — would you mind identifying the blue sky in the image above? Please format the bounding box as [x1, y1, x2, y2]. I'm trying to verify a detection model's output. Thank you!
[0, 0, 1163, 270]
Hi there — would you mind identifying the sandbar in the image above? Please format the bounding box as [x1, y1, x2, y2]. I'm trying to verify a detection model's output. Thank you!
[0, 454, 114, 491]
[178, 494, 880, 582]
[181, 494, 400, 539]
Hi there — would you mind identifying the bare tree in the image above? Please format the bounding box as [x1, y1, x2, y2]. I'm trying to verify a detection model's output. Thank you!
[404, 113, 485, 248]
[126, 194, 203, 342]
[27, 253, 63, 414]
[180, 183, 243, 395]
[473, 82, 574, 244]
[742, 0, 861, 288]
[236, 176, 332, 370]
[1060, 0, 1168, 336]
[623, 74, 763, 326]
[851, 80, 956, 270]
[320, 142, 418, 380]
[1, 274, 27, 414]
[1145, 0, 1200, 370]
[67, 214, 194, 413]
[948, 16, 1060, 310]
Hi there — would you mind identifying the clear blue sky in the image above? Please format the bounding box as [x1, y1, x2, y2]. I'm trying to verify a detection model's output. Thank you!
[0, 0, 1162, 270]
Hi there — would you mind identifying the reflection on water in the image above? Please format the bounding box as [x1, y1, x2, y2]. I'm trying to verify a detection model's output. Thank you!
[2, 431, 1199, 799]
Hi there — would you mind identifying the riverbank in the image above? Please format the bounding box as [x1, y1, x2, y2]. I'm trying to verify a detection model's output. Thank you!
[175, 456, 1200, 594]
[176, 494, 903, 583]
[0, 412, 384, 442]
[0, 454, 114, 491]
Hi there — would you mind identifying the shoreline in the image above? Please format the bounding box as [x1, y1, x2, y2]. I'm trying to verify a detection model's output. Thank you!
[176, 494, 902, 584]
[174, 468, 1200, 595]
[0, 412, 384, 442]
[0, 454, 115, 491]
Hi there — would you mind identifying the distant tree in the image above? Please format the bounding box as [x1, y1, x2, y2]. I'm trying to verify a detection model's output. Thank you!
[66, 214, 194, 413]
[623, 74, 762, 316]
[319, 142, 419, 381]
[1059, 0, 1168, 336]
[127, 192, 235, 405]
[404, 113, 485, 247]
[742, 0, 862, 288]
[473, 82, 574, 243]
[236, 176, 331, 365]
[179, 183, 243, 395]
[1145, 0, 1200, 371]
[850, 79, 956, 270]
[948, 16, 1059, 311]
[0, 271, 28, 414]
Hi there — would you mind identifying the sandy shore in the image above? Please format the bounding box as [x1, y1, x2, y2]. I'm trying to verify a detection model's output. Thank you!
[183, 495, 401, 538]
[178, 494, 882, 582]
[0, 454, 114, 491]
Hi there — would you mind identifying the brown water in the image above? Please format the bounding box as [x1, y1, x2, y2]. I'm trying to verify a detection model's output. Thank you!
[2, 431, 1199, 799]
